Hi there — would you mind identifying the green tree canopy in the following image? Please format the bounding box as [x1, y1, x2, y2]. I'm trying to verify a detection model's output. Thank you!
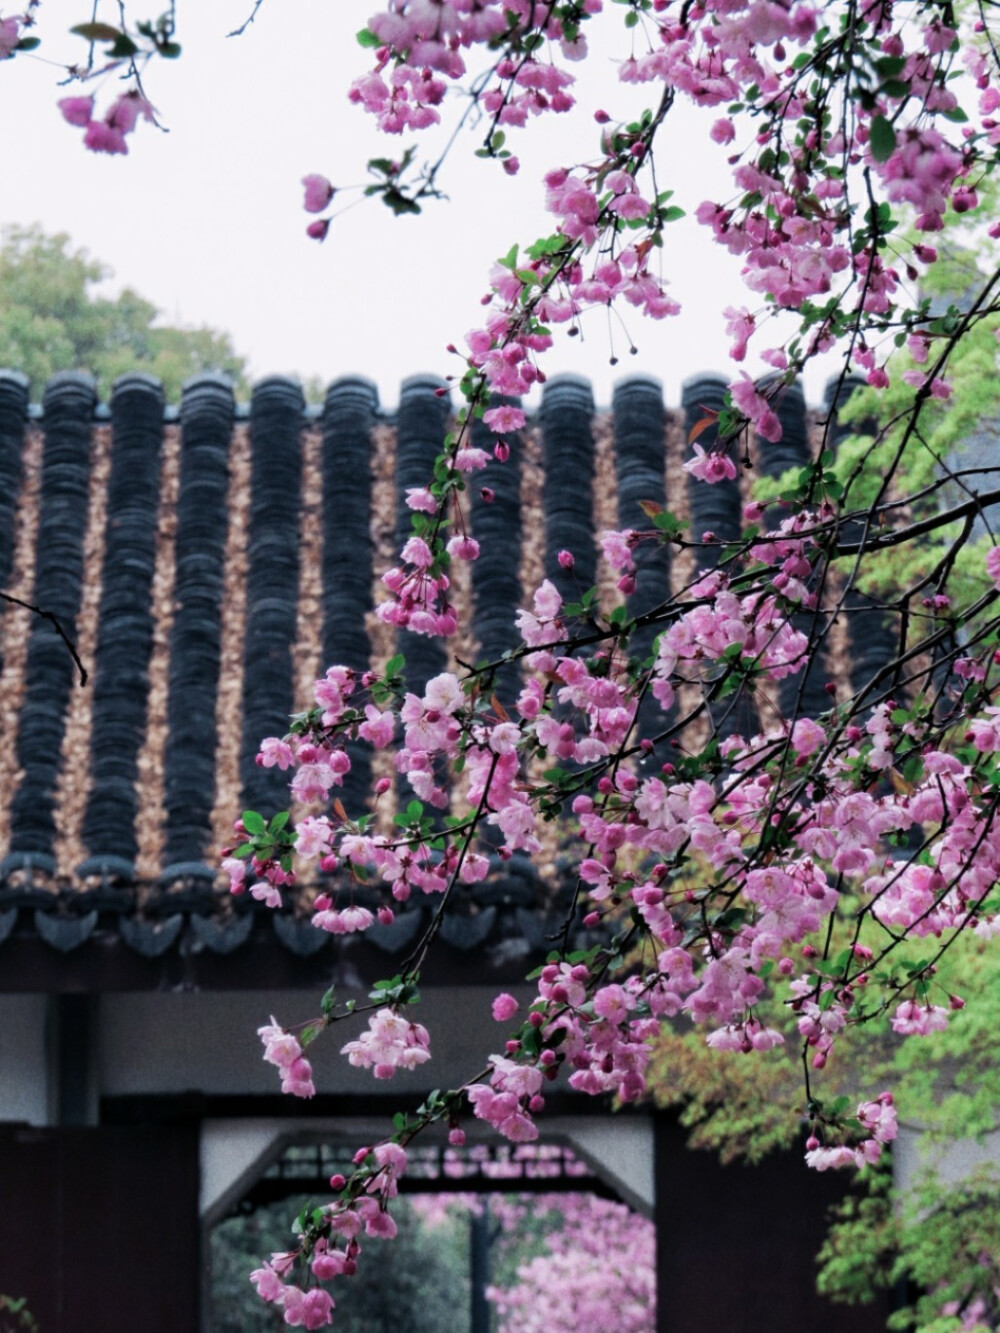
[0, 224, 248, 400]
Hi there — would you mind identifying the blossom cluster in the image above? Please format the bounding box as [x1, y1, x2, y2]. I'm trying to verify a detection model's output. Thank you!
[283, 0, 1000, 647]
[258, 1018, 317, 1099]
[219, 0, 1000, 1321]
[341, 1008, 431, 1079]
[250, 1142, 409, 1325]
[238, 520, 1000, 1189]
[58, 90, 155, 155]
[345, 0, 992, 402]
[0, 7, 34, 58]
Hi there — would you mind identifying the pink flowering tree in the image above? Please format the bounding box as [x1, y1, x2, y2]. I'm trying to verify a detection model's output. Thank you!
[485, 1193, 655, 1333]
[410, 1188, 655, 1333]
[14, 0, 1000, 1325]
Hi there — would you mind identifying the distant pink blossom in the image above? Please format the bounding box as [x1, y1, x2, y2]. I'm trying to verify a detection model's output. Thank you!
[0, 16, 19, 57]
[83, 121, 128, 155]
[58, 96, 94, 128]
[302, 173, 334, 213]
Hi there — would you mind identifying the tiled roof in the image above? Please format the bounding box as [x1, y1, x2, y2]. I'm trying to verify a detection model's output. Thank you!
[0, 367, 878, 978]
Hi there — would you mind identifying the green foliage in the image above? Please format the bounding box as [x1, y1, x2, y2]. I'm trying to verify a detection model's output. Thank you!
[210, 1195, 469, 1333]
[645, 1024, 803, 1164]
[0, 224, 248, 400]
[818, 1162, 1000, 1331]
[829, 179, 1000, 605]
[815, 1161, 898, 1310]
[0, 1296, 38, 1333]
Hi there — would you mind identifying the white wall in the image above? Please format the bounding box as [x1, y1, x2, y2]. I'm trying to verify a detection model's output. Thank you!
[895, 1123, 1000, 1194]
[551, 1116, 655, 1215]
[98, 985, 536, 1097]
[200, 1114, 656, 1223]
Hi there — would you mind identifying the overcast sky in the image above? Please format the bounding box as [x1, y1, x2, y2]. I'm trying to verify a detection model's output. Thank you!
[0, 0, 839, 408]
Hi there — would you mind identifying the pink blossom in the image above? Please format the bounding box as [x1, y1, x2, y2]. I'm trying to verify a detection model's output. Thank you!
[447, 534, 480, 560]
[683, 443, 737, 484]
[282, 1286, 334, 1327]
[58, 97, 94, 128]
[106, 93, 154, 133]
[891, 1000, 949, 1036]
[259, 1018, 316, 1098]
[405, 486, 437, 513]
[341, 1008, 431, 1077]
[483, 404, 526, 434]
[601, 528, 635, 572]
[302, 173, 334, 213]
[258, 737, 294, 769]
[0, 15, 19, 58]
[966, 707, 1000, 753]
[364, 1208, 398, 1240]
[83, 120, 128, 155]
[313, 904, 375, 934]
[222, 856, 248, 894]
[249, 1261, 286, 1303]
[400, 535, 434, 568]
[723, 305, 755, 361]
[492, 993, 519, 1022]
[250, 881, 283, 909]
[359, 704, 396, 748]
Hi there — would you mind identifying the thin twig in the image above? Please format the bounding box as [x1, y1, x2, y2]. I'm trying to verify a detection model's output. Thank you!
[0, 592, 88, 686]
[228, 0, 264, 38]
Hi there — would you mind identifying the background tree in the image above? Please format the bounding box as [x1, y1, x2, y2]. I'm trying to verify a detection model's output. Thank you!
[211, 1195, 468, 1333]
[485, 1194, 655, 1333]
[0, 223, 249, 399]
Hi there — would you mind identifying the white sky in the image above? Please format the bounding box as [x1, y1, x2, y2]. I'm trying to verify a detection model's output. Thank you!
[0, 0, 839, 408]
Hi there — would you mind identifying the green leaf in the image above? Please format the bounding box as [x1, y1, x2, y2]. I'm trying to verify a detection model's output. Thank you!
[356, 26, 380, 47]
[109, 32, 139, 56]
[869, 115, 896, 163]
[241, 810, 266, 835]
[70, 21, 124, 40]
[384, 652, 405, 678]
[15, 35, 40, 50]
[383, 190, 421, 216]
[874, 54, 906, 76]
